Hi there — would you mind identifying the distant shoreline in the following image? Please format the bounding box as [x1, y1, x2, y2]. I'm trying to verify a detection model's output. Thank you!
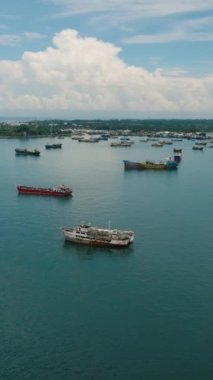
[1, 119, 213, 137]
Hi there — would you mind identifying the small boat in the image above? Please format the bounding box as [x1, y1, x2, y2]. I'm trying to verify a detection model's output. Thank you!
[61, 223, 134, 247]
[123, 159, 178, 170]
[111, 141, 132, 147]
[78, 137, 99, 143]
[173, 148, 182, 153]
[152, 143, 164, 147]
[192, 146, 203, 151]
[99, 135, 109, 141]
[174, 153, 182, 163]
[17, 184, 72, 196]
[45, 143, 62, 149]
[159, 140, 173, 145]
[195, 142, 207, 146]
[15, 148, 40, 156]
[72, 135, 84, 140]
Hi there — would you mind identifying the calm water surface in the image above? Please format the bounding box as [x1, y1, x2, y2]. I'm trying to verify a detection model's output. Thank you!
[0, 137, 213, 379]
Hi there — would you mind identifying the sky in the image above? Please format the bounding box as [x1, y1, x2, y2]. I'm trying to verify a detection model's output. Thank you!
[1, 0, 213, 118]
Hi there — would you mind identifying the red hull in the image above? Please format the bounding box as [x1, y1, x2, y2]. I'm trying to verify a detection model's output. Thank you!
[17, 185, 72, 197]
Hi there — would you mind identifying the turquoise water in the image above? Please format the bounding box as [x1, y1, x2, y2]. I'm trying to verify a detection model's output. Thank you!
[1, 137, 213, 379]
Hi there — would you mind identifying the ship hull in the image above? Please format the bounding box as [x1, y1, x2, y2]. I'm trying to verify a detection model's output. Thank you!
[62, 227, 134, 248]
[123, 160, 177, 170]
[45, 144, 62, 149]
[15, 149, 40, 156]
[17, 186, 72, 196]
[62, 233, 132, 247]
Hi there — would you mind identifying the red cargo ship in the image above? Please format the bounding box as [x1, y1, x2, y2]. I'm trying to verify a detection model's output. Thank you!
[17, 184, 72, 197]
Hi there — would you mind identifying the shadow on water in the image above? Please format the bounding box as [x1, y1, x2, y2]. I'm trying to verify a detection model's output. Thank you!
[15, 155, 40, 159]
[62, 240, 134, 259]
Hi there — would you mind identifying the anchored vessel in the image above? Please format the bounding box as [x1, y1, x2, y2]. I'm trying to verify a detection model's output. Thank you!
[111, 141, 132, 147]
[45, 143, 62, 149]
[17, 184, 72, 196]
[152, 143, 164, 147]
[123, 159, 178, 170]
[174, 153, 182, 163]
[192, 146, 203, 151]
[62, 224, 134, 247]
[15, 148, 40, 156]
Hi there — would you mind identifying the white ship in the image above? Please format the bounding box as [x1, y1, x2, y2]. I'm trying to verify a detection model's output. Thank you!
[61, 223, 134, 247]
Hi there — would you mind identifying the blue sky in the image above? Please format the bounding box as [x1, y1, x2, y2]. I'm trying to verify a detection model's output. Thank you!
[1, 0, 213, 118]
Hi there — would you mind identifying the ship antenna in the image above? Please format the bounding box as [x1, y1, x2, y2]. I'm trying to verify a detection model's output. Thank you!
[108, 220, 111, 230]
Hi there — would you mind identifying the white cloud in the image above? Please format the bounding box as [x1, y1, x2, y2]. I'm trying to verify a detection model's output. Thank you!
[0, 34, 21, 46]
[23, 32, 47, 41]
[124, 31, 213, 44]
[0, 32, 46, 47]
[124, 15, 213, 44]
[48, 0, 213, 18]
[0, 28, 213, 117]
[46, 1, 213, 47]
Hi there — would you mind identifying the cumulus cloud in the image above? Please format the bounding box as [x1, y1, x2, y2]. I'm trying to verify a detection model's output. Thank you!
[0, 28, 213, 117]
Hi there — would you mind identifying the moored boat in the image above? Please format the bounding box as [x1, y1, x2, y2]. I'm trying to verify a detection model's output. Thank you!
[45, 143, 62, 149]
[159, 140, 173, 145]
[192, 146, 203, 151]
[61, 223, 134, 247]
[17, 184, 72, 196]
[195, 142, 207, 146]
[111, 141, 132, 147]
[78, 137, 99, 143]
[173, 148, 182, 153]
[15, 148, 40, 156]
[174, 153, 182, 163]
[152, 143, 164, 147]
[123, 159, 178, 170]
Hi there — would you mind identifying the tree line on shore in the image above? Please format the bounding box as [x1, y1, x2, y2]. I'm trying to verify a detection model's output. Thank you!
[0, 119, 213, 137]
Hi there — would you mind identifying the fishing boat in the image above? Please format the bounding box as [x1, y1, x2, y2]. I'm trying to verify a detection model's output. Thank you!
[174, 153, 182, 163]
[17, 184, 72, 196]
[173, 148, 182, 153]
[15, 148, 40, 156]
[123, 159, 178, 170]
[152, 143, 164, 147]
[195, 142, 207, 146]
[192, 146, 203, 151]
[159, 140, 173, 145]
[78, 137, 99, 143]
[61, 223, 134, 247]
[45, 143, 62, 149]
[111, 141, 132, 147]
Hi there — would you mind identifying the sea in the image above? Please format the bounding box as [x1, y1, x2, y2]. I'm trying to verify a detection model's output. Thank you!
[0, 136, 213, 380]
